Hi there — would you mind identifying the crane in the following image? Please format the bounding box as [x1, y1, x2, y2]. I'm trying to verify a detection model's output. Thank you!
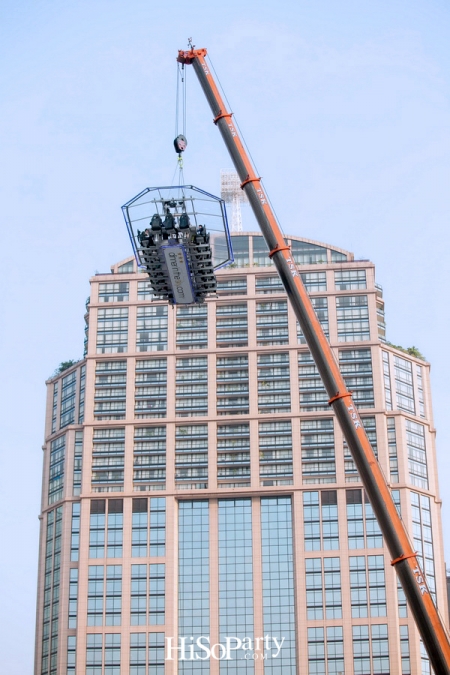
[177, 45, 450, 673]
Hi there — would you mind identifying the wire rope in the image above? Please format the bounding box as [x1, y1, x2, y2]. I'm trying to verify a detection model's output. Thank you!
[175, 63, 180, 137]
[206, 54, 286, 238]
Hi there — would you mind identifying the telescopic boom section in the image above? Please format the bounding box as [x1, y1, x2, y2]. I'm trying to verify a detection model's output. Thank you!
[177, 47, 450, 672]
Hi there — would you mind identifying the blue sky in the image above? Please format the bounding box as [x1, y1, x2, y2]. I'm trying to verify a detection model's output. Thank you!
[1, 1, 449, 671]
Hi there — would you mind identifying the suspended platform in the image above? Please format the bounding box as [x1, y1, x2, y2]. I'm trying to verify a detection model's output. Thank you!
[122, 185, 233, 304]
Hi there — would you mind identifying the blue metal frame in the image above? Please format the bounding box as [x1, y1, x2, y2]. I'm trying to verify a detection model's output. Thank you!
[121, 184, 234, 271]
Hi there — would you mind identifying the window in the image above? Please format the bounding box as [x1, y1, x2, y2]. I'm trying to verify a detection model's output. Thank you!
[307, 626, 344, 675]
[335, 269, 366, 290]
[217, 423, 250, 488]
[258, 353, 291, 413]
[218, 500, 253, 671]
[107, 499, 123, 558]
[291, 239, 327, 265]
[216, 356, 249, 415]
[305, 558, 323, 619]
[86, 633, 103, 674]
[129, 633, 165, 675]
[255, 276, 284, 294]
[230, 235, 249, 266]
[398, 578, 408, 618]
[301, 271, 327, 292]
[175, 425, 208, 489]
[86, 633, 122, 675]
[92, 428, 125, 492]
[87, 565, 122, 627]
[301, 419, 336, 484]
[176, 357, 208, 417]
[135, 359, 167, 419]
[87, 565, 104, 626]
[177, 304, 207, 350]
[98, 282, 129, 302]
[336, 295, 370, 342]
[96, 307, 128, 354]
[253, 235, 272, 266]
[130, 563, 165, 626]
[149, 564, 165, 625]
[416, 364, 426, 418]
[60, 370, 76, 428]
[216, 277, 247, 295]
[298, 351, 327, 411]
[303, 491, 339, 551]
[78, 364, 86, 423]
[411, 492, 436, 601]
[70, 502, 80, 561]
[131, 497, 166, 557]
[118, 260, 134, 273]
[67, 636, 76, 675]
[256, 301, 289, 345]
[394, 355, 415, 414]
[406, 419, 428, 488]
[259, 420, 293, 486]
[306, 557, 342, 620]
[134, 427, 166, 491]
[216, 303, 248, 348]
[346, 489, 382, 549]
[42, 506, 63, 675]
[298, 297, 329, 343]
[106, 565, 122, 626]
[48, 435, 65, 504]
[130, 632, 146, 671]
[89, 500, 106, 559]
[339, 348, 374, 408]
[137, 279, 154, 301]
[400, 625, 410, 674]
[298, 352, 329, 412]
[331, 249, 348, 262]
[261, 497, 296, 673]
[382, 351, 392, 410]
[149, 498, 166, 557]
[178, 502, 209, 673]
[349, 555, 386, 618]
[137, 305, 168, 352]
[105, 634, 121, 674]
[377, 297, 386, 341]
[94, 360, 127, 421]
[352, 625, 389, 675]
[51, 382, 58, 433]
[387, 417, 398, 483]
[343, 416, 377, 481]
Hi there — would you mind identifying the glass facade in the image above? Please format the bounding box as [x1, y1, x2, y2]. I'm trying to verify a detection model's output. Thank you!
[178, 501, 209, 674]
[261, 497, 296, 673]
[219, 499, 254, 674]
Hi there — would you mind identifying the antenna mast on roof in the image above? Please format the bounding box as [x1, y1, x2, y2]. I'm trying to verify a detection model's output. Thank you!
[220, 169, 248, 232]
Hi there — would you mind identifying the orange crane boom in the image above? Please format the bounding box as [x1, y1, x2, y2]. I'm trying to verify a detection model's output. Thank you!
[177, 46, 450, 673]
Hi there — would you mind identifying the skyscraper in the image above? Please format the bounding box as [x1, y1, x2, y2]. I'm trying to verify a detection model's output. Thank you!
[35, 232, 447, 675]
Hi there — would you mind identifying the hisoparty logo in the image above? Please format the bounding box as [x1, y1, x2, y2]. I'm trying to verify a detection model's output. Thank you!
[166, 636, 285, 661]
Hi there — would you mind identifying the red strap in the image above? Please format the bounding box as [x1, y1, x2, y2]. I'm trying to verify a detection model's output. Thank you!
[269, 245, 291, 259]
[391, 552, 417, 566]
[328, 392, 353, 405]
[240, 175, 261, 189]
[213, 111, 233, 125]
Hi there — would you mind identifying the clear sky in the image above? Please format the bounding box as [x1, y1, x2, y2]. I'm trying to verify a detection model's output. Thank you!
[1, 1, 449, 671]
